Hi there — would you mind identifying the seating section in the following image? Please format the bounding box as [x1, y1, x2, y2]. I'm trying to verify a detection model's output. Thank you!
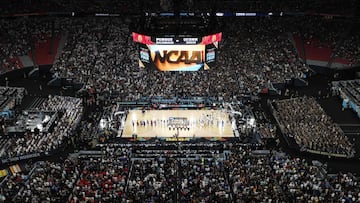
[273, 97, 355, 157]
[71, 147, 130, 202]
[2, 144, 360, 202]
[13, 160, 79, 203]
[0, 96, 82, 159]
[332, 79, 360, 118]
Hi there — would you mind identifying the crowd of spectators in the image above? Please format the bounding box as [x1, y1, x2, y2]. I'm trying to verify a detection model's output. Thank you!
[126, 158, 178, 202]
[1, 171, 29, 202]
[336, 34, 360, 66]
[230, 18, 307, 83]
[0, 17, 62, 74]
[1, 12, 360, 203]
[1, 16, 359, 100]
[0, 160, 79, 203]
[332, 79, 360, 107]
[297, 17, 344, 49]
[0, 0, 357, 15]
[0, 5, 359, 79]
[51, 17, 310, 101]
[0, 86, 26, 108]
[0, 96, 82, 159]
[178, 158, 231, 202]
[1, 144, 360, 202]
[258, 123, 276, 139]
[0, 0, 140, 15]
[70, 147, 130, 202]
[293, 16, 360, 65]
[273, 96, 355, 157]
[13, 160, 79, 203]
[52, 18, 139, 100]
[77, 109, 104, 144]
[251, 102, 277, 140]
[228, 145, 360, 202]
[335, 20, 360, 66]
[0, 19, 30, 74]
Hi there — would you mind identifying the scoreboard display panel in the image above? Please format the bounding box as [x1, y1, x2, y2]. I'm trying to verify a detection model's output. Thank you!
[148, 44, 205, 71]
[205, 44, 217, 64]
[139, 47, 150, 63]
[134, 32, 222, 71]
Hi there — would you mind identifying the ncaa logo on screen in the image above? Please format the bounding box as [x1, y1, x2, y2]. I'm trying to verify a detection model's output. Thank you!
[148, 45, 205, 71]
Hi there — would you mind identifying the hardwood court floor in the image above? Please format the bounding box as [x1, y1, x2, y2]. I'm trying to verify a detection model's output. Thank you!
[122, 110, 234, 138]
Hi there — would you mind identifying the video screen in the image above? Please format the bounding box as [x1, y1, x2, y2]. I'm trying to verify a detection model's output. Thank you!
[134, 32, 221, 71]
[139, 47, 150, 63]
[206, 47, 216, 63]
[148, 44, 205, 71]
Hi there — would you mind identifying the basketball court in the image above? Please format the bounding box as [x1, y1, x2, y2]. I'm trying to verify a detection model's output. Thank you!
[121, 109, 235, 138]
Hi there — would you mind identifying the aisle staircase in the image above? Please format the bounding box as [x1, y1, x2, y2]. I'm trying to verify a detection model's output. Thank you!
[26, 97, 47, 110]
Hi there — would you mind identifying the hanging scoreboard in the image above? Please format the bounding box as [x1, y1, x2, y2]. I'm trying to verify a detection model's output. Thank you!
[133, 32, 222, 71]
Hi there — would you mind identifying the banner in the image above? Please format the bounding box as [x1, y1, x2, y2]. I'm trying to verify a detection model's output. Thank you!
[201, 33, 222, 45]
[132, 32, 154, 45]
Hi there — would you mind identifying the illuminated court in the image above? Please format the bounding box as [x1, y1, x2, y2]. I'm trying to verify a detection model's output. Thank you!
[122, 110, 235, 138]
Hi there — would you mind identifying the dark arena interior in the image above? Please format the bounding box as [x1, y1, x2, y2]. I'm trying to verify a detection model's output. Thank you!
[1, 0, 360, 202]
